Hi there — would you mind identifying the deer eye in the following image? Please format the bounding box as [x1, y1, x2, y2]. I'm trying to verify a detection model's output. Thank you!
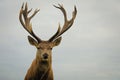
[48, 48, 52, 50]
[37, 47, 40, 49]
[37, 47, 43, 50]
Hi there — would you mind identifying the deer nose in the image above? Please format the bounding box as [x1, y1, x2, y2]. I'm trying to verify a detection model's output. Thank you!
[43, 53, 48, 59]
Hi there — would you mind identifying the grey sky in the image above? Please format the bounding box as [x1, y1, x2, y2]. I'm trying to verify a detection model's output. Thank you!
[0, 0, 120, 80]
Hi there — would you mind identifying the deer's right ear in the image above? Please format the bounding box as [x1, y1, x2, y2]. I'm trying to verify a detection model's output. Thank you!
[28, 36, 38, 46]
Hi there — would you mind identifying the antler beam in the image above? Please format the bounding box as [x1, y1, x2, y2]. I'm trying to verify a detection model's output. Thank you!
[19, 3, 42, 43]
[49, 4, 77, 42]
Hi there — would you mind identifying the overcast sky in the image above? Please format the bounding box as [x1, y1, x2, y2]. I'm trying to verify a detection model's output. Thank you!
[0, 0, 120, 80]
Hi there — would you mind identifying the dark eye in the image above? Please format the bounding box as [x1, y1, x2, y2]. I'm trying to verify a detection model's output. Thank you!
[50, 48, 52, 50]
[37, 47, 40, 49]
[37, 47, 43, 50]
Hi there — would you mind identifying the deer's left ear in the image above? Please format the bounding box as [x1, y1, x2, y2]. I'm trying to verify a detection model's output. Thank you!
[53, 37, 62, 46]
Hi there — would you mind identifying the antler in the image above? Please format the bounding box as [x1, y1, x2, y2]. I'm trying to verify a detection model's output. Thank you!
[19, 3, 42, 43]
[49, 4, 77, 42]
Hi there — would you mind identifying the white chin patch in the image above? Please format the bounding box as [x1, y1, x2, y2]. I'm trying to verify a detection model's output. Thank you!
[42, 58, 48, 62]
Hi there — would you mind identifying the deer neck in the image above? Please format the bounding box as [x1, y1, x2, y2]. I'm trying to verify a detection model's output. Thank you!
[33, 58, 52, 80]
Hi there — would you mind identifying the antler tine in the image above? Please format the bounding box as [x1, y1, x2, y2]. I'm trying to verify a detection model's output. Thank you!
[19, 3, 42, 43]
[53, 4, 67, 22]
[49, 24, 61, 42]
[49, 4, 77, 42]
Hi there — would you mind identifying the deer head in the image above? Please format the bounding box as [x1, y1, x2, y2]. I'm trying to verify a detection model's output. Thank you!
[19, 3, 77, 80]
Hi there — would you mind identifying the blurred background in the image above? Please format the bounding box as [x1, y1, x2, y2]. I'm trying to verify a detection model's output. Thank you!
[0, 0, 120, 80]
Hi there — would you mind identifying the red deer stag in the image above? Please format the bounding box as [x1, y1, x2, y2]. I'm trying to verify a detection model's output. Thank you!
[19, 3, 77, 80]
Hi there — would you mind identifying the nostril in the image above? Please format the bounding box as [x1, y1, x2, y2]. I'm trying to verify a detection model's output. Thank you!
[43, 53, 48, 59]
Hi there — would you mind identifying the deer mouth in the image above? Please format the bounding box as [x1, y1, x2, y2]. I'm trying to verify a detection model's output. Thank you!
[40, 59, 48, 64]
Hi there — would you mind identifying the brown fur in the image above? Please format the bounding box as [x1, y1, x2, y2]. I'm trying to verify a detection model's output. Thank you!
[24, 39, 61, 80]
[24, 59, 53, 80]
[19, 3, 77, 80]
